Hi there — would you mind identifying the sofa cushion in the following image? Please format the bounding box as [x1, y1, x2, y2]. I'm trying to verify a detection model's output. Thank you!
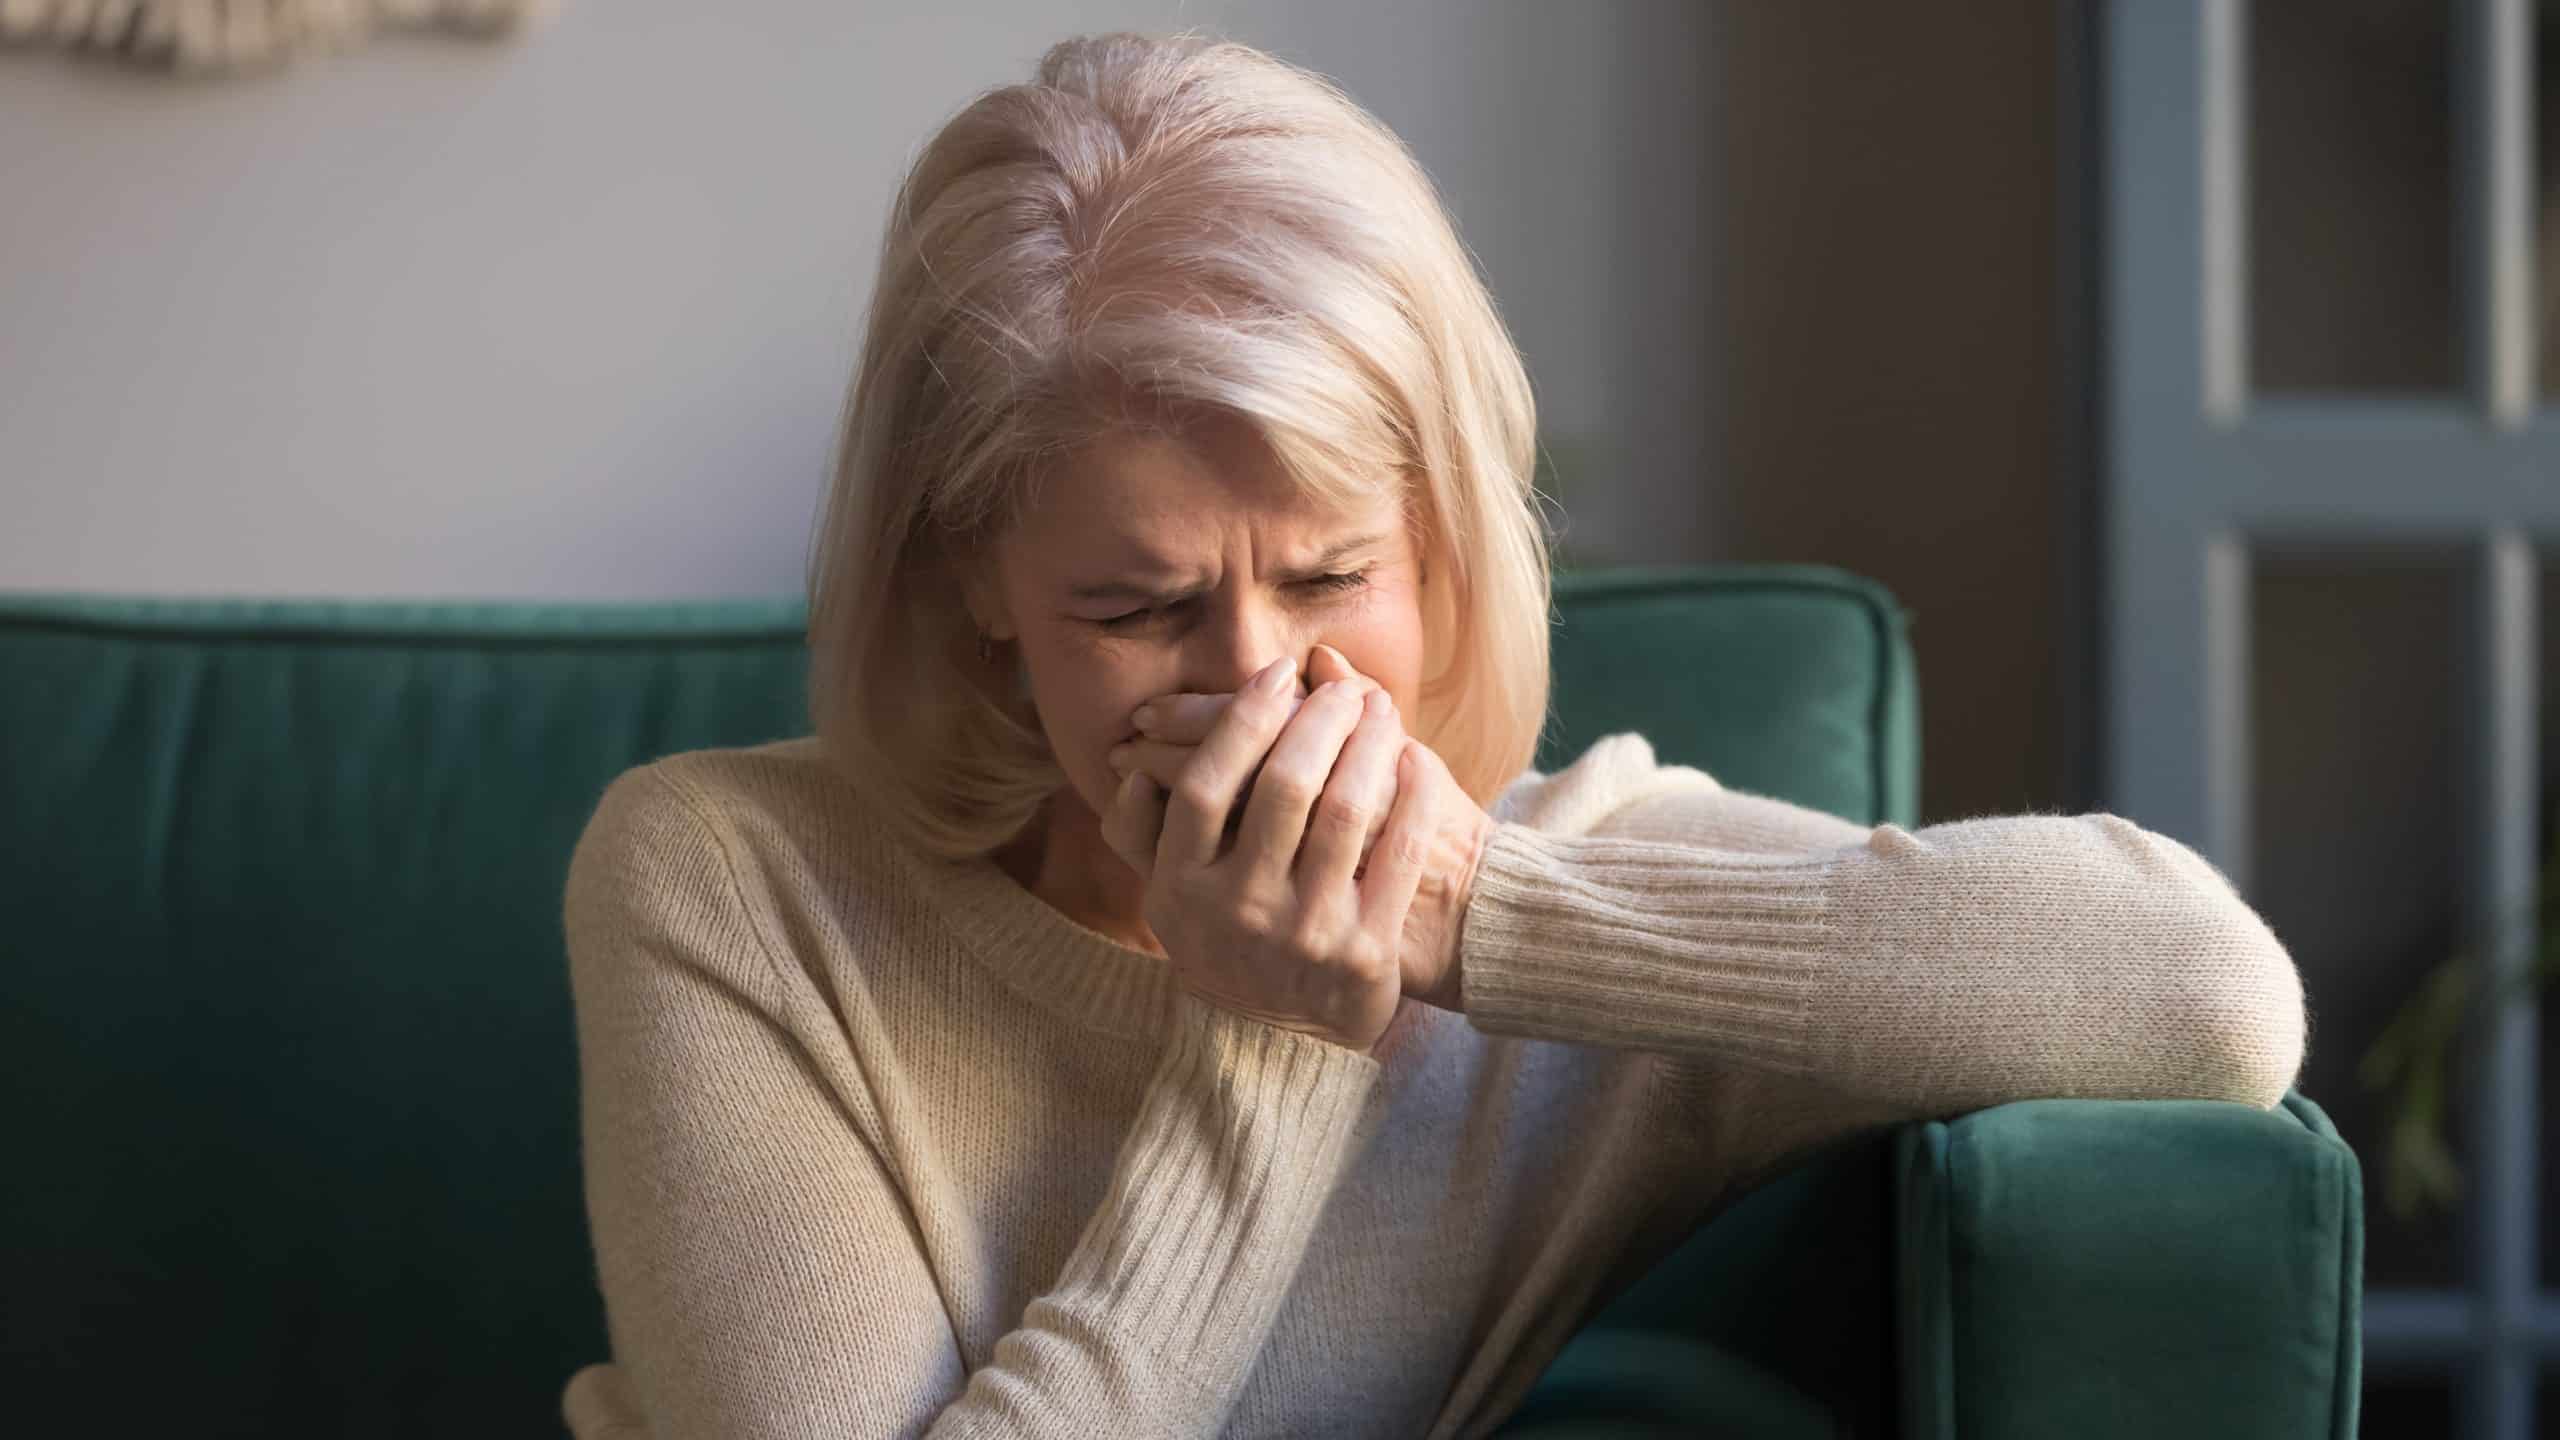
[2, 598, 806, 1436]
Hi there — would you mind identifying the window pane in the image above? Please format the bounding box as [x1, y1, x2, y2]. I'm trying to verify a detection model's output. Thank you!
[2540, 0, 2559, 401]
[2362, 1375, 2456, 1434]
[2251, 0, 2457, 393]
[2539, 545, 2560, 1290]
[2252, 545, 2463, 1288]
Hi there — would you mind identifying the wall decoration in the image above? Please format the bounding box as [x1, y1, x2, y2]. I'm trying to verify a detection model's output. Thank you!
[0, 0, 554, 74]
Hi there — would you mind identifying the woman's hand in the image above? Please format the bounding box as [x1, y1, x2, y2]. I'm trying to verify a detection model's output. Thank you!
[1095, 653, 1435, 1053]
[1107, 646, 1496, 1016]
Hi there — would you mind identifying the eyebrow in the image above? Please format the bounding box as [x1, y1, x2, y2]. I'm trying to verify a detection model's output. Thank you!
[1067, 531, 1391, 603]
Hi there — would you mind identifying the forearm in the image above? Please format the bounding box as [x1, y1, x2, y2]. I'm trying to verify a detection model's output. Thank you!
[1456, 810, 2306, 1117]
[925, 995, 1382, 1435]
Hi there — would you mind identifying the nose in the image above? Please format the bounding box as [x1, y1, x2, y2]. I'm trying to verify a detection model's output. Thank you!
[1184, 592, 1305, 697]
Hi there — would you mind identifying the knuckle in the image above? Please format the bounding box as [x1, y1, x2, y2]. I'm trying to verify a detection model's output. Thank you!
[1314, 790, 1370, 835]
[1392, 826, 1430, 868]
[1290, 907, 1342, 958]
[1335, 934, 1388, 985]
[1172, 774, 1225, 817]
[1238, 896, 1288, 943]
[1258, 769, 1320, 813]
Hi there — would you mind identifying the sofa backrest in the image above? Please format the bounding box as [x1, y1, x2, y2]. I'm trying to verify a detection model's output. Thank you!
[0, 565, 1914, 1438]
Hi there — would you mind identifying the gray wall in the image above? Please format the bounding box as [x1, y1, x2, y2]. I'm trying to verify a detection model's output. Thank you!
[0, 0, 1715, 597]
[0, 1, 2071, 823]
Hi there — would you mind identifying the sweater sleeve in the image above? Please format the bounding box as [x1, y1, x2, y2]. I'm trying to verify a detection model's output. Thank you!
[1458, 735, 2308, 1135]
[562, 766, 1382, 1440]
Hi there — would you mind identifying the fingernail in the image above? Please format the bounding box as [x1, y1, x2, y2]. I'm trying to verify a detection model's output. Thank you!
[1364, 689, 1388, 717]
[1107, 744, 1133, 773]
[1131, 703, 1159, 731]
[1254, 656, 1297, 697]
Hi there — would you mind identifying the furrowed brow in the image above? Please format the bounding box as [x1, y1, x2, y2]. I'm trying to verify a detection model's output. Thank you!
[1068, 578, 1196, 603]
[1279, 531, 1391, 579]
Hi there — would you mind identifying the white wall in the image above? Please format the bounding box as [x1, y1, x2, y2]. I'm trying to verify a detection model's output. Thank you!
[0, 0, 1714, 599]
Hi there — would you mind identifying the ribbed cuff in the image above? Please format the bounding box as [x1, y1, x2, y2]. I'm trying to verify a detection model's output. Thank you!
[1459, 822, 1834, 1073]
[1044, 993, 1383, 1397]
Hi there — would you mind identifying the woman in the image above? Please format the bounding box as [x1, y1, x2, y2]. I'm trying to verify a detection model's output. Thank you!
[559, 32, 2306, 1439]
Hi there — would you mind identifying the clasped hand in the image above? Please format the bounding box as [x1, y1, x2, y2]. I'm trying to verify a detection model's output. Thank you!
[1098, 644, 1494, 1054]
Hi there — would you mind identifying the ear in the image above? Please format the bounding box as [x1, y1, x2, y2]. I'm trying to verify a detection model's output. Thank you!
[944, 537, 1018, 642]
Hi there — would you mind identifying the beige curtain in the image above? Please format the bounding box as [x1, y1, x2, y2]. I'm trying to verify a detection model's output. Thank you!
[0, 0, 553, 73]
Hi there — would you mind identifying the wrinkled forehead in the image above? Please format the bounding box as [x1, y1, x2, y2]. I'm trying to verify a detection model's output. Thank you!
[998, 415, 1402, 566]
[1006, 408, 1409, 553]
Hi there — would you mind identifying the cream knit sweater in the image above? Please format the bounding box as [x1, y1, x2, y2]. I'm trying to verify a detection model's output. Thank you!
[557, 732, 2306, 1439]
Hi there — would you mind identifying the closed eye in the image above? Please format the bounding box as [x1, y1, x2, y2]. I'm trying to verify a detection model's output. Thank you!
[1096, 603, 1179, 631]
[1297, 570, 1371, 597]
[1092, 569, 1371, 631]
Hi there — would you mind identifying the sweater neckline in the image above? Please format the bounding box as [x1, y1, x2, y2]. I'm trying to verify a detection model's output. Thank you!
[903, 844, 1183, 1043]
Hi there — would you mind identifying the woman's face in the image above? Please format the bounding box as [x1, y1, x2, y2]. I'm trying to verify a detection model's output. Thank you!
[974, 415, 1428, 831]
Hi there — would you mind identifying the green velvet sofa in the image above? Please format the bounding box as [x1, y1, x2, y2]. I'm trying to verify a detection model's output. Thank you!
[0, 564, 2362, 1438]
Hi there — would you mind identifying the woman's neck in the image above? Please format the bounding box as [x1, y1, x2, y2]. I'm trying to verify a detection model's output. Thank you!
[993, 790, 1164, 956]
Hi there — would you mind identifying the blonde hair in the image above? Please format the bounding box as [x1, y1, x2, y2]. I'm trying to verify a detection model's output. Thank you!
[806, 32, 1550, 860]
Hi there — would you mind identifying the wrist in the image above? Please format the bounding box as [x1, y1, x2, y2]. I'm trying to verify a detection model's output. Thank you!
[1423, 812, 1496, 1013]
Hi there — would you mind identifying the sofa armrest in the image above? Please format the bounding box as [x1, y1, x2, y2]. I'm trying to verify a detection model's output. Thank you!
[1895, 1092, 2362, 1440]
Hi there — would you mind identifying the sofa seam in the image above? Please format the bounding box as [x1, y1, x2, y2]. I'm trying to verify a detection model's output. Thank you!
[1864, 592, 1899, 827]
[0, 617, 807, 651]
[2325, 1137, 2363, 1440]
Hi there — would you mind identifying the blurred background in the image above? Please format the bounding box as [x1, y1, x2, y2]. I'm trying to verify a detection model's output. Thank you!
[4, 1, 2557, 1435]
